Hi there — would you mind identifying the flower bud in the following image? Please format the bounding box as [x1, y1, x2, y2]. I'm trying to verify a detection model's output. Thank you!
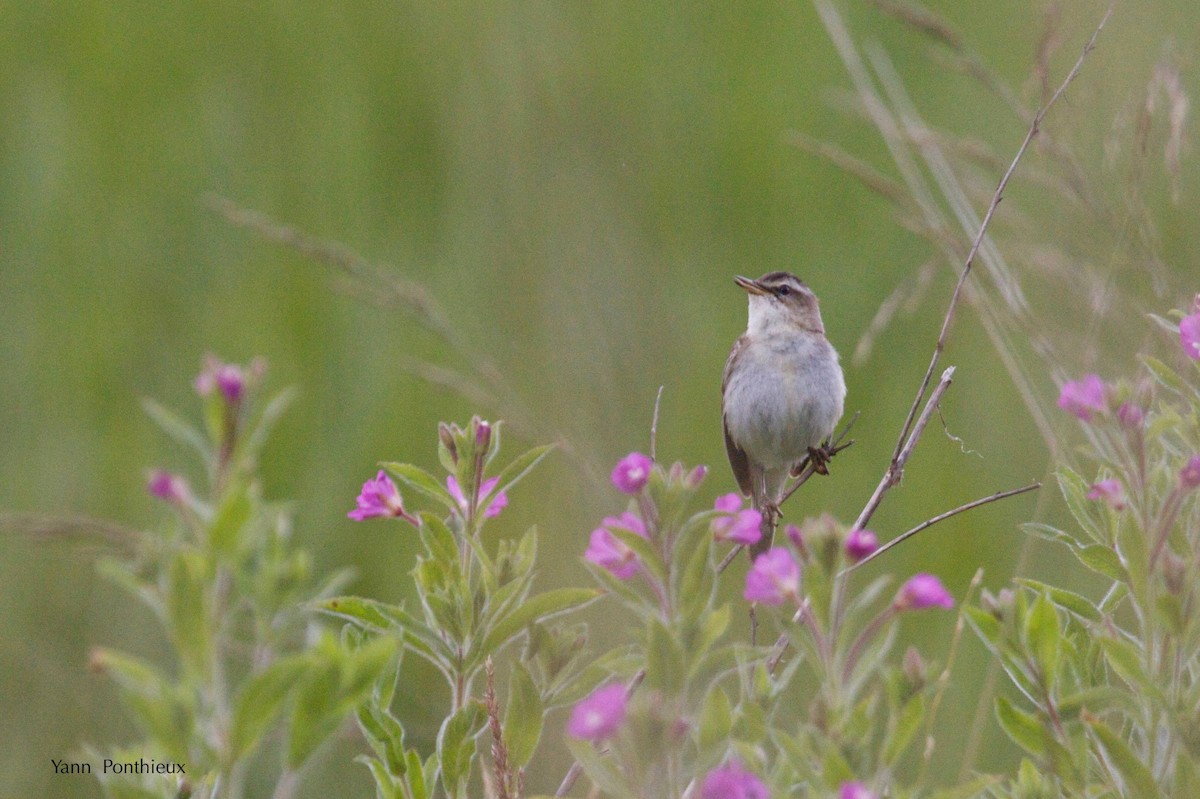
[438, 422, 459, 465]
[1180, 456, 1200, 492]
[1117, 402, 1145, 429]
[475, 419, 492, 450]
[684, 464, 708, 489]
[902, 646, 927, 690]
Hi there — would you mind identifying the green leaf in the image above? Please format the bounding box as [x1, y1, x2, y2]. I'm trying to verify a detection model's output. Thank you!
[319, 596, 450, 663]
[381, 462, 458, 511]
[645, 618, 685, 695]
[677, 527, 713, 624]
[1086, 715, 1160, 799]
[608, 526, 667, 587]
[504, 662, 544, 768]
[483, 444, 556, 507]
[209, 482, 252, 558]
[1140, 354, 1191, 399]
[994, 695, 1046, 757]
[355, 755, 400, 799]
[884, 695, 925, 765]
[288, 637, 394, 767]
[1014, 579, 1101, 622]
[478, 588, 599, 658]
[419, 513, 460, 568]
[141, 397, 212, 464]
[1098, 637, 1156, 699]
[1057, 467, 1106, 544]
[230, 655, 309, 760]
[167, 550, 211, 680]
[698, 685, 733, 753]
[1024, 592, 1061, 688]
[926, 776, 1003, 799]
[243, 386, 297, 458]
[963, 604, 1002, 648]
[437, 703, 484, 795]
[1073, 544, 1125, 582]
[90, 649, 193, 760]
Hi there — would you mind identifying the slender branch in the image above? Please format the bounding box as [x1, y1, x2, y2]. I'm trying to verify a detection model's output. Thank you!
[851, 366, 955, 535]
[840, 481, 1041, 576]
[886, 5, 1112, 463]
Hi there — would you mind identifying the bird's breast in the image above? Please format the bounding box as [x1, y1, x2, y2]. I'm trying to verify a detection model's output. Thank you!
[724, 333, 845, 468]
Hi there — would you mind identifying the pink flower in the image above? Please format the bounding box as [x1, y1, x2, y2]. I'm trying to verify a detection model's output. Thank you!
[446, 475, 508, 519]
[845, 529, 879, 562]
[711, 494, 761, 545]
[566, 684, 627, 741]
[714, 493, 744, 513]
[715, 510, 763, 546]
[1117, 402, 1145, 429]
[744, 549, 801, 605]
[147, 470, 190, 505]
[195, 355, 247, 403]
[895, 574, 954, 611]
[584, 512, 647, 579]
[348, 471, 416, 523]
[839, 782, 877, 799]
[611, 452, 654, 494]
[1057, 375, 1106, 422]
[1180, 456, 1200, 491]
[700, 761, 770, 799]
[1087, 479, 1126, 510]
[1180, 312, 1200, 360]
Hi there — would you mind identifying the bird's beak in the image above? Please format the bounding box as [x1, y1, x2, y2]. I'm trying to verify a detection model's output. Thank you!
[734, 275, 768, 296]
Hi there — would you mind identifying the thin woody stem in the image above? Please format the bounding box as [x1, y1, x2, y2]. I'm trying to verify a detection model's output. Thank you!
[840, 481, 1041, 576]
[852, 367, 955, 535]
[886, 5, 1112, 464]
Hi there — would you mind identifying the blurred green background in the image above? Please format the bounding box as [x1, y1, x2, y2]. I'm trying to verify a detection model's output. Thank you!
[1, 1, 1196, 796]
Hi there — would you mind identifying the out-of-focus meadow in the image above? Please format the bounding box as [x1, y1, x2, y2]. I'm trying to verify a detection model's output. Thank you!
[1, 1, 1196, 796]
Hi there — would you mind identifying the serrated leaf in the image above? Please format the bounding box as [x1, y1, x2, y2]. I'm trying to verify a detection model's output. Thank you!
[504, 662, 544, 768]
[382, 462, 458, 511]
[478, 588, 599, 658]
[1087, 715, 1160, 799]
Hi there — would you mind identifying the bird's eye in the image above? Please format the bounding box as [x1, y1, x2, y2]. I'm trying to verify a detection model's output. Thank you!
[776, 286, 790, 297]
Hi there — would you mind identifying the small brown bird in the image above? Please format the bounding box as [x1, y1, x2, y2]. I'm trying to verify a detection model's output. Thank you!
[722, 272, 845, 556]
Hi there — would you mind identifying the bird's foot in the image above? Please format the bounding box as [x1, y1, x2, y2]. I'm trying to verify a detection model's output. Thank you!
[808, 445, 831, 476]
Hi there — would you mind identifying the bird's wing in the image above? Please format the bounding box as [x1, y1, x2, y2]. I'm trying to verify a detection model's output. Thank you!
[722, 336, 754, 497]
